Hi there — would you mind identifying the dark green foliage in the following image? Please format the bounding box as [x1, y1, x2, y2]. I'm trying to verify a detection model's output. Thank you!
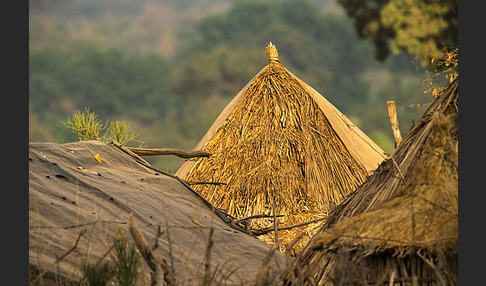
[337, 0, 458, 63]
[337, 0, 392, 60]
[112, 237, 140, 286]
[188, 0, 324, 55]
[81, 261, 116, 286]
[29, 46, 173, 124]
[80, 235, 141, 286]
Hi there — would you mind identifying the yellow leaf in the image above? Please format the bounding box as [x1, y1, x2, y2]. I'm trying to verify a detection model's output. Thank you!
[94, 154, 102, 163]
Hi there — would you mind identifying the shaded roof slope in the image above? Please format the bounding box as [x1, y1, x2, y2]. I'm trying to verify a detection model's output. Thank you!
[315, 111, 457, 254]
[316, 78, 457, 230]
[29, 140, 285, 285]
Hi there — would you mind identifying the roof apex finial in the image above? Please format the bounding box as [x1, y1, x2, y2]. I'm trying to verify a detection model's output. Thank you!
[266, 42, 280, 62]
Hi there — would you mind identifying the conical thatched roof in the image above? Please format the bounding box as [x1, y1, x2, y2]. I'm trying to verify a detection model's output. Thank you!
[176, 43, 386, 249]
[284, 78, 458, 285]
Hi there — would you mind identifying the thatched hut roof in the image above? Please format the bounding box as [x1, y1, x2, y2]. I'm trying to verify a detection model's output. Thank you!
[284, 78, 458, 285]
[176, 43, 386, 249]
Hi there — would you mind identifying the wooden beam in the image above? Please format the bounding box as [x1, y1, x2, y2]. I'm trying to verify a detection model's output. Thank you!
[126, 147, 210, 159]
[387, 101, 402, 147]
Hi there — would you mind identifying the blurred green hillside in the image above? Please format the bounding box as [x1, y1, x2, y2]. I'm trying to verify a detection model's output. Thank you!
[29, 0, 436, 172]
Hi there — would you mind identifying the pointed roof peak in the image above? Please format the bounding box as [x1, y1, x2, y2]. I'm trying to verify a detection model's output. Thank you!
[266, 42, 280, 63]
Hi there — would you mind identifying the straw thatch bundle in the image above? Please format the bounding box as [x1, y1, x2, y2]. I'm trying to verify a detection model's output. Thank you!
[176, 43, 386, 250]
[284, 78, 458, 285]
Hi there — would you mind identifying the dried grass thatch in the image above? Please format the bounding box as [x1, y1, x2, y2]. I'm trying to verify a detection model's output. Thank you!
[284, 78, 458, 285]
[176, 43, 386, 251]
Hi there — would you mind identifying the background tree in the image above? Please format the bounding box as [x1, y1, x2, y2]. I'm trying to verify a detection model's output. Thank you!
[337, 0, 457, 65]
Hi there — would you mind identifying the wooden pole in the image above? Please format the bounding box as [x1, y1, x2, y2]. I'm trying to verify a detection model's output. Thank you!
[126, 147, 210, 159]
[387, 101, 402, 147]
